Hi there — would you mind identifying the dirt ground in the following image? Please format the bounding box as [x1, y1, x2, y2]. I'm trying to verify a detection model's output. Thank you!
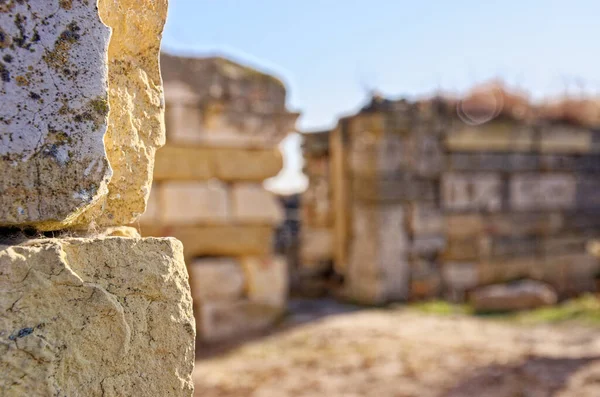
[193, 299, 600, 397]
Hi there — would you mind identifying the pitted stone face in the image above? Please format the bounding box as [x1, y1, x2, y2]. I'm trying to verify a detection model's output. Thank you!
[0, 1, 112, 229]
[72, 0, 169, 228]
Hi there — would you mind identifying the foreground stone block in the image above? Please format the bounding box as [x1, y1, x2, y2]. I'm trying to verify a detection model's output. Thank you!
[75, 0, 169, 227]
[0, 237, 195, 396]
[470, 280, 558, 312]
[0, 0, 169, 230]
[0, 1, 111, 229]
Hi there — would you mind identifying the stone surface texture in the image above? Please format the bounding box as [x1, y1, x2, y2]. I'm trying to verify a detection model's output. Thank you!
[0, 237, 195, 396]
[74, 0, 169, 228]
[0, 0, 112, 229]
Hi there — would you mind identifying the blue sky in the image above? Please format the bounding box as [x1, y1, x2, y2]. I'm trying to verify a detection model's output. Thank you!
[162, 0, 600, 193]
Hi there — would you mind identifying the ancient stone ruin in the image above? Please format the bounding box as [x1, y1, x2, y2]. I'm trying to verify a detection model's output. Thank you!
[138, 53, 299, 343]
[300, 85, 600, 306]
[1, 1, 195, 395]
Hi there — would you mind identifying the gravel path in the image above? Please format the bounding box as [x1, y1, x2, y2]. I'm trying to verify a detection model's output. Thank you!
[193, 305, 600, 397]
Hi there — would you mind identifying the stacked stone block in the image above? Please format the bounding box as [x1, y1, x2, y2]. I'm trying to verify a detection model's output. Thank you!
[139, 54, 299, 343]
[329, 99, 446, 304]
[1, 2, 195, 395]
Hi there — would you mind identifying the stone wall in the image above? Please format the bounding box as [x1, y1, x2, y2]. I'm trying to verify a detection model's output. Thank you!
[139, 53, 299, 343]
[1, 1, 195, 395]
[302, 87, 600, 305]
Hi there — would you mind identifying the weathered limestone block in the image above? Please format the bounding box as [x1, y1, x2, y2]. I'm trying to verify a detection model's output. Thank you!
[241, 256, 287, 308]
[445, 214, 484, 239]
[162, 61, 299, 148]
[0, 1, 111, 229]
[442, 238, 481, 261]
[154, 147, 213, 181]
[200, 105, 299, 148]
[445, 122, 535, 152]
[407, 204, 444, 236]
[160, 181, 229, 225]
[160, 53, 298, 129]
[153, 146, 283, 182]
[442, 173, 502, 212]
[75, 0, 169, 227]
[346, 204, 409, 304]
[353, 174, 436, 203]
[539, 125, 592, 153]
[231, 183, 284, 225]
[481, 235, 540, 259]
[348, 133, 405, 177]
[486, 212, 563, 237]
[142, 224, 274, 259]
[0, 0, 168, 230]
[470, 280, 558, 312]
[189, 258, 245, 302]
[510, 174, 576, 210]
[0, 237, 195, 396]
[196, 300, 281, 343]
[213, 147, 283, 181]
[448, 152, 540, 172]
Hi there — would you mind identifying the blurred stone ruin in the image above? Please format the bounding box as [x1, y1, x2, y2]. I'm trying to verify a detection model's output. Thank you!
[299, 83, 600, 309]
[138, 52, 300, 343]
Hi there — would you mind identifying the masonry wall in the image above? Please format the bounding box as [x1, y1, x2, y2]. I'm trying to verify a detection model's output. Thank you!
[302, 93, 600, 304]
[441, 117, 600, 300]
